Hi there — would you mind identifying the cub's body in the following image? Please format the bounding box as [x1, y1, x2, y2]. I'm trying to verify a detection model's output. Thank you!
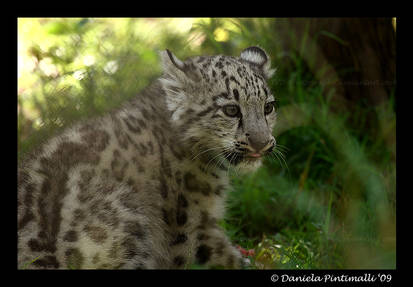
[18, 47, 277, 269]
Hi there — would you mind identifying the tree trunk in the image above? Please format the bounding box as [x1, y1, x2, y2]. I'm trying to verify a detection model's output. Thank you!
[276, 18, 396, 109]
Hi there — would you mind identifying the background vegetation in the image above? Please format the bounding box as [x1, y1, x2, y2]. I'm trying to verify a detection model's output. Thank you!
[18, 18, 396, 269]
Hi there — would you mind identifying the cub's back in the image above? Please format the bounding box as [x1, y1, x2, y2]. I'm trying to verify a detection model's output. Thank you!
[18, 83, 176, 269]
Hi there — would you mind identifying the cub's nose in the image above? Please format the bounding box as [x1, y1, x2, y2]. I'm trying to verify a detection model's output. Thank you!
[246, 133, 275, 154]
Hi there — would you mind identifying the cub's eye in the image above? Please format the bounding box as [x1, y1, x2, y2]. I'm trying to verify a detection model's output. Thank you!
[264, 101, 276, 115]
[222, 105, 241, 117]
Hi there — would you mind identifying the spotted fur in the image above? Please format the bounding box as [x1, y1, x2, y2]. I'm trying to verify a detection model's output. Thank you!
[18, 46, 277, 269]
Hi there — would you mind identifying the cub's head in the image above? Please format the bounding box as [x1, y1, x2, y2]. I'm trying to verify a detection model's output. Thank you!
[159, 46, 277, 173]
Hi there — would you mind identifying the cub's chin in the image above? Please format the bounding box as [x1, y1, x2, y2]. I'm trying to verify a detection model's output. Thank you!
[236, 160, 262, 174]
[228, 155, 263, 174]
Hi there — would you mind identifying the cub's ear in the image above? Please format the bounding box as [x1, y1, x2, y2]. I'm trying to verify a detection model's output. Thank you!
[240, 46, 276, 79]
[159, 49, 188, 83]
[159, 49, 191, 121]
[161, 49, 186, 72]
[160, 49, 200, 85]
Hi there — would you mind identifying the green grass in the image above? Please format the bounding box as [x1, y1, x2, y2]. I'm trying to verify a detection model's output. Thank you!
[18, 18, 396, 269]
[221, 68, 395, 269]
[219, 29, 395, 268]
[20, 256, 41, 269]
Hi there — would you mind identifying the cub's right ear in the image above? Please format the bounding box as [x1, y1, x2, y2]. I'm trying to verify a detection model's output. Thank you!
[161, 49, 185, 71]
[159, 49, 188, 83]
[159, 49, 193, 121]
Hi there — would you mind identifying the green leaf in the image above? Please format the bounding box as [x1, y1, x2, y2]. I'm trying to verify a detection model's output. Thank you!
[46, 21, 75, 35]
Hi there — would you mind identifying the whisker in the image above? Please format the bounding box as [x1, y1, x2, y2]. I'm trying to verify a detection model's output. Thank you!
[190, 146, 226, 161]
[226, 152, 236, 179]
[207, 152, 227, 174]
[231, 153, 239, 176]
[274, 144, 289, 153]
[205, 146, 233, 173]
[269, 150, 283, 169]
[272, 149, 289, 172]
[189, 138, 233, 162]
[216, 147, 234, 173]
[209, 150, 226, 174]
[218, 153, 230, 177]
[274, 148, 287, 163]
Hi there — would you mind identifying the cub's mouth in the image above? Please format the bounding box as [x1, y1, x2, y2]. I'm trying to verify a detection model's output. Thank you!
[223, 151, 268, 166]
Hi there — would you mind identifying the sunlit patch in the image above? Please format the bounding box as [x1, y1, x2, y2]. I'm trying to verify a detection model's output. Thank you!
[83, 55, 96, 66]
[104, 60, 118, 74]
[73, 70, 86, 80]
[39, 58, 59, 77]
[33, 118, 44, 129]
[213, 28, 229, 42]
[55, 47, 65, 57]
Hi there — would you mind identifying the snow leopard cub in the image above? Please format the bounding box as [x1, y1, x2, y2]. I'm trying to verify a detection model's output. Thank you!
[18, 46, 277, 269]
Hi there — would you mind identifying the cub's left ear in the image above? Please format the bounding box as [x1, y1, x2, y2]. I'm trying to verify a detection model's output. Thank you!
[240, 46, 276, 79]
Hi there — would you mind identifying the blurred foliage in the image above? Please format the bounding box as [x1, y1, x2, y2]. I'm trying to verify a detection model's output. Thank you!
[18, 18, 396, 269]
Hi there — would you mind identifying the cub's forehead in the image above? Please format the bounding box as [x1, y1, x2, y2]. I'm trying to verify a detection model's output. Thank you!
[188, 55, 273, 102]
[190, 54, 251, 76]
